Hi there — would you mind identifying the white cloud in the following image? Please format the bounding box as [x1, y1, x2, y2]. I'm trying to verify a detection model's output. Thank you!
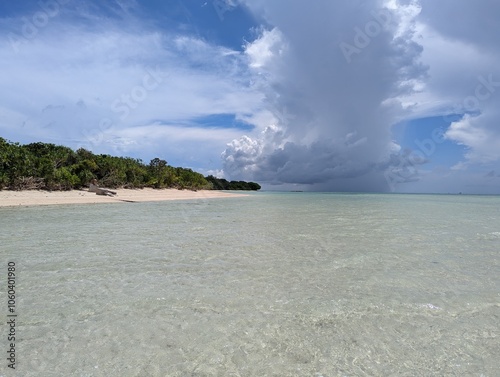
[245, 27, 286, 69]
[0, 7, 264, 171]
[446, 113, 500, 163]
[2, 0, 499, 192]
[222, 0, 426, 190]
[402, 1, 500, 171]
[218, 0, 500, 192]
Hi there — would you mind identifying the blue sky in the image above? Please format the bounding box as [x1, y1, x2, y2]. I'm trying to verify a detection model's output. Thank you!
[1, 0, 500, 193]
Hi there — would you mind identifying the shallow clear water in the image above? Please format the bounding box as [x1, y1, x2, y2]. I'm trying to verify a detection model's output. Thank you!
[1, 193, 499, 376]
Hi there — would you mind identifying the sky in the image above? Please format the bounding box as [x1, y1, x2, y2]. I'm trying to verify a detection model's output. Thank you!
[1, 0, 499, 194]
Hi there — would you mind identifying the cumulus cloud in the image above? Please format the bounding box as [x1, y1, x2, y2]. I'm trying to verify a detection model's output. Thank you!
[245, 27, 286, 69]
[0, 2, 263, 170]
[2, 0, 499, 192]
[446, 112, 500, 164]
[219, 0, 500, 192]
[386, 1, 500, 170]
[415, 1, 500, 170]
[222, 0, 426, 191]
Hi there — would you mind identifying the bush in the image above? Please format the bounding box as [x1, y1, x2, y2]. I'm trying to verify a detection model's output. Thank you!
[0, 138, 260, 191]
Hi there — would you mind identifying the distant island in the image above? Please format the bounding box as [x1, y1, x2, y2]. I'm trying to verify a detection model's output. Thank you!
[0, 138, 260, 192]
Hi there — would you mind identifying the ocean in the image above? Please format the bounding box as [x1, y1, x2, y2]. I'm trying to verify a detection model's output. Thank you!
[1, 192, 499, 376]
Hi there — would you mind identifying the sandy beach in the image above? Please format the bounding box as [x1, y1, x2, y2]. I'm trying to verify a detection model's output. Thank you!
[0, 188, 248, 207]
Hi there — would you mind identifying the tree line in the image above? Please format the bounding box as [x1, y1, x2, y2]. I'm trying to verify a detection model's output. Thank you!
[0, 138, 261, 191]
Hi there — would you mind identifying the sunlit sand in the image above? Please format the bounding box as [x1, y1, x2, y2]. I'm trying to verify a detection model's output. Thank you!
[0, 188, 248, 207]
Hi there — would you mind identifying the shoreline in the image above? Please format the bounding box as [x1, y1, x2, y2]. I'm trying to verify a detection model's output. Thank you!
[0, 188, 249, 207]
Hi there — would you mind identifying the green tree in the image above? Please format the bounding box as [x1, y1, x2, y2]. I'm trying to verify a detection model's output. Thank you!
[0, 138, 261, 191]
[148, 158, 172, 188]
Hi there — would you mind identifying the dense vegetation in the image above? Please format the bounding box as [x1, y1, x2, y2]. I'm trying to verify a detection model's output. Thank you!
[0, 138, 261, 191]
[205, 175, 261, 191]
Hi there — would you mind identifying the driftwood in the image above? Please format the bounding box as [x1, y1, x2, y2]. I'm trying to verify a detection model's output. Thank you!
[12, 177, 45, 190]
[89, 183, 117, 196]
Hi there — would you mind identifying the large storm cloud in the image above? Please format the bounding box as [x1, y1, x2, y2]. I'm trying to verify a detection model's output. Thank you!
[222, 0, 500, 191]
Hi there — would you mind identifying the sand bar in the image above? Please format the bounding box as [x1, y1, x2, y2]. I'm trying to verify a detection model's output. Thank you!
[0, 188, 248, 207]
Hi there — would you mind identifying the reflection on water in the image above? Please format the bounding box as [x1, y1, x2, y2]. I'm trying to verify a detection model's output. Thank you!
[1, 193, 499, 376]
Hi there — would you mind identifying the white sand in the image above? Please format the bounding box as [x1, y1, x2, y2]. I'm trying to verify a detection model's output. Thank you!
[0, 188, 248, 207]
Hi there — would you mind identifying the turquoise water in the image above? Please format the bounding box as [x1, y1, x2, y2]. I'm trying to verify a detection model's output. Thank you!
[1, 193, 499, 376]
